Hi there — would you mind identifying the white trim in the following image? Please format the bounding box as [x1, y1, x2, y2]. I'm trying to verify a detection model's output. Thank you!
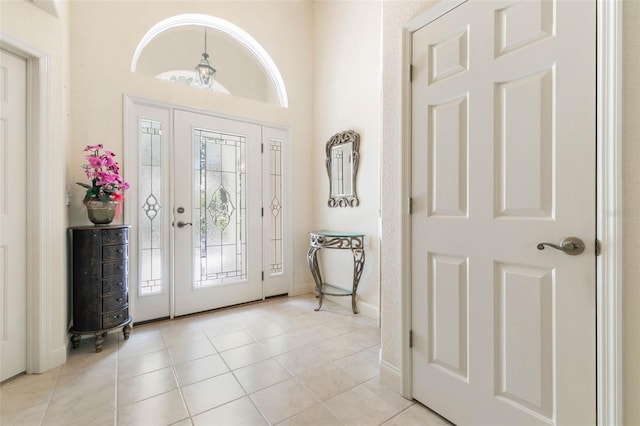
[323, 295, 379, 321]
[290, 283, 313, 297]
[400, 25, 414, 400]
[0, 33, 58, 373]
[405, 0, 466, 31]
[596, 0, 624, 424]
[380, 360, 403, 394]
[401, 0, 468, 399]
[30, 0, 60, 18]
[130, 14, 289, 108]
[400, 1, 623, 423]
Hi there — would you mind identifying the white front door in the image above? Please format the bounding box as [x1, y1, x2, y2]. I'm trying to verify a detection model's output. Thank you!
[127, 102, 291, 322]
[411, 1, 596, 425]
[173, 111, 262, 316]
[0, 49, 27, 381]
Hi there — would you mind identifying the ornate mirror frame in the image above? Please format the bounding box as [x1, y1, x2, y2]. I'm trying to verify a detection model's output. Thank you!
[326, 130, 360, 207]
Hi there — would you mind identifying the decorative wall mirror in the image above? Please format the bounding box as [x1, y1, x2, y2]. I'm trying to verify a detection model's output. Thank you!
[326, 130, 360, 207]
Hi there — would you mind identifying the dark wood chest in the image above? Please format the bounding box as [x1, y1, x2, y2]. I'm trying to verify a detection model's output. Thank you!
[69, 225, 132, 351]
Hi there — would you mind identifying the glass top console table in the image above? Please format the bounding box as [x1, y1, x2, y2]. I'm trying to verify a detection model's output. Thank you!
[307, 231, 365, 314]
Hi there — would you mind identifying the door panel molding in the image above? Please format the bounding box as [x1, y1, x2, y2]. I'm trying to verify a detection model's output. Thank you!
[595, 1, 624, 424]
[400, 1, 623, 425]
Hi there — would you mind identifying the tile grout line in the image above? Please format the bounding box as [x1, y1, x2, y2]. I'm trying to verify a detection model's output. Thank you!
[163, 324, 195, 425]
[38, 364, 64, 425]
[213, 330, 273, 425]
[114, 333, 120, 426]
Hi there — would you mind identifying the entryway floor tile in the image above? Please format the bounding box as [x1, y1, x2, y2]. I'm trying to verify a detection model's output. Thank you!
[1, 294, 453, 426]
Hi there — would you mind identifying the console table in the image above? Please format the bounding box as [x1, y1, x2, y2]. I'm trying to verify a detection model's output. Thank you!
[307, 231, 365, 314]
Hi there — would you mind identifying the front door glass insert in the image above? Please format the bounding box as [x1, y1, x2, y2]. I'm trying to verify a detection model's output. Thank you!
[193, 129, 247, 288]
[139, 119, 164, 296]
[269, 139, 283, 275]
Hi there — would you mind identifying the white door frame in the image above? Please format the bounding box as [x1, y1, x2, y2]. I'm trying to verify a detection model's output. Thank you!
[399, 1, 623, 424]
[0, 33, 57, 374]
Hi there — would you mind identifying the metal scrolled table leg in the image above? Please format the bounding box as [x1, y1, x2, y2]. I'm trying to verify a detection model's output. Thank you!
[351, 247, 365, 314]
[307, 246, 324, 311]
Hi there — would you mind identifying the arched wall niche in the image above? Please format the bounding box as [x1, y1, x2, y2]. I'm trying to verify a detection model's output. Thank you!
[131, 14, 288, 108]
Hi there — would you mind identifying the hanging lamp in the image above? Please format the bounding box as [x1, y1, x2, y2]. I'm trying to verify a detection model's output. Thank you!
[195, 27, 216, 88]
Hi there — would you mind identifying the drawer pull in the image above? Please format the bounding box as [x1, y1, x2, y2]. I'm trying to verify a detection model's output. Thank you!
[116, 298, 122, 302]
[118, 249, 124, 254]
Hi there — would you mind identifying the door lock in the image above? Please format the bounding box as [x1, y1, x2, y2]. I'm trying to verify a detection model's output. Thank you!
[536, 237, 585, 255]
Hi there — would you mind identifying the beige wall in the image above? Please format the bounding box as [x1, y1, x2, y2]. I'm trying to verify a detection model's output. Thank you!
[67, 0, 314, 291]
[623, 2, 640, 424]
[311, 0, 382, 318]
[0, 0, 70, 372]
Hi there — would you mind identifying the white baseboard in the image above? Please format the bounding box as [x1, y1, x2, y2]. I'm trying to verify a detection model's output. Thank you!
[287, 284, 379, 320]
[48, 344, 67, 371]
[31, 343, 67, 374]
[290, 282, 313, 296]
[380, 359, 403, 394]
[324, 294, 379, 320]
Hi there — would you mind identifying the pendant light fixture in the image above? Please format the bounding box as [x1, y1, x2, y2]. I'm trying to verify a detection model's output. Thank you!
[195, 27, 216, 88]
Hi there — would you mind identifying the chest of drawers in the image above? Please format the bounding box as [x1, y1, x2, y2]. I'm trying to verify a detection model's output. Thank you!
[69, 225, 133, 352]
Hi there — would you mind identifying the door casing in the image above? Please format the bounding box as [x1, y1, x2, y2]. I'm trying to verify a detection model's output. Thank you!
[0, 33, 63, 375]
[398, 1, 623, 424]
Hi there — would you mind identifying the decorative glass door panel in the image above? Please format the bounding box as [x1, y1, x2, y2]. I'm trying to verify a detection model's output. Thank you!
[262, 127, 290, 297]
[193, 129, 247, 288]
[268, 139, 282, 275]
[126, 103, 172, 322]
[174, 111, 262, 316]
[140, 120, 164, 296]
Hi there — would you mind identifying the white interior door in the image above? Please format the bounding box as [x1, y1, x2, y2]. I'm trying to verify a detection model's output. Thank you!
[173, 111, 262, 316]
[0, 49, 27, 381]
[411, 1, 596, 425]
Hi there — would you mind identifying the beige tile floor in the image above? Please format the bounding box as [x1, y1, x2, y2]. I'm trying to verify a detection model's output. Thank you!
[0, 294, 452, 426]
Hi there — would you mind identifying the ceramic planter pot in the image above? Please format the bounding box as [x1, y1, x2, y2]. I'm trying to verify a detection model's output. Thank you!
[84, 200, 118, 225]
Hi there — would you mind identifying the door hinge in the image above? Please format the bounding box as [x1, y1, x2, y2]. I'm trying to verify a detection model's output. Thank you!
[409, 330, 413, 348]
[409, 64, 413, 82]
[261, 143, 264, 153]
[261, 207, 264, 217]
[408, 197, 413, 215]
[262, 271, 264, 281]
[595, 239, 601, 256]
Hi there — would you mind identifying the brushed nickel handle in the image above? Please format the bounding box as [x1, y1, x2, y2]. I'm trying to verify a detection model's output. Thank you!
[536, 237, 585, 255]
[176, 221, 192, 228]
